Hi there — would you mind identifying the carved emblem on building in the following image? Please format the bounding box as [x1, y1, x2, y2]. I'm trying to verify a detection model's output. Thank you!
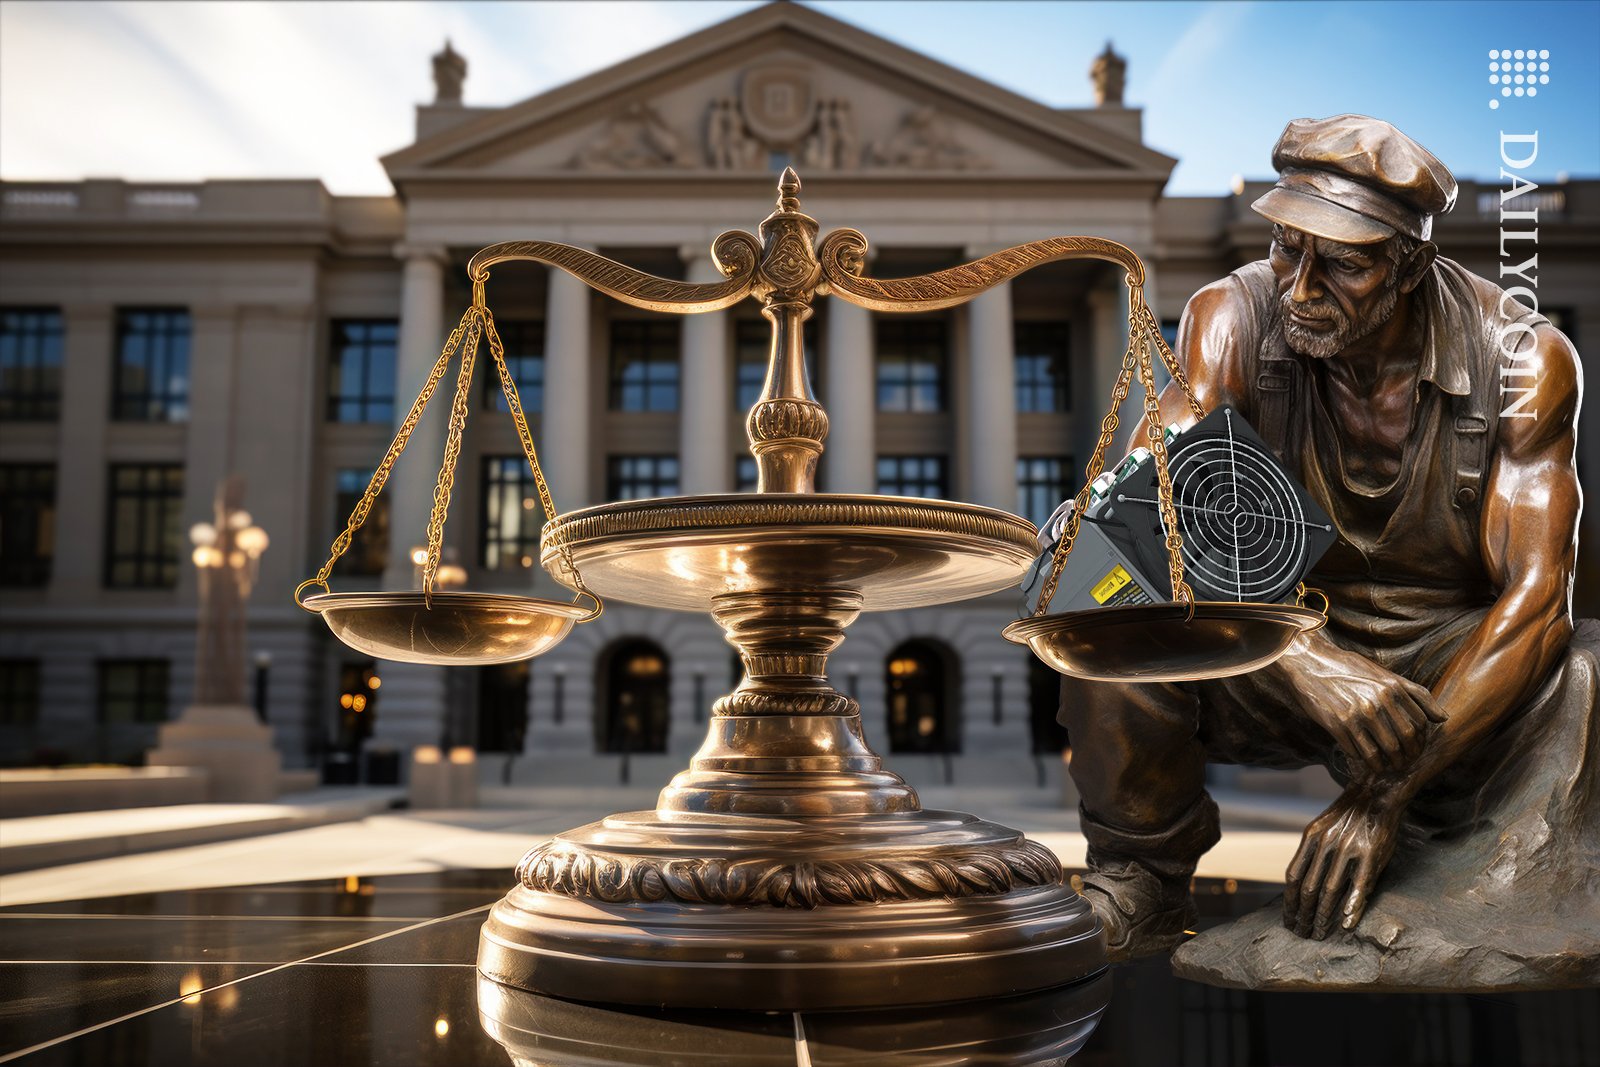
[569, 69, 984, 173]
[739, 62, 817, 144]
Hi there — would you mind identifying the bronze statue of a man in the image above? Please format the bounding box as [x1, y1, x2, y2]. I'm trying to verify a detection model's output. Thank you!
[1062, 115, 1596, 987]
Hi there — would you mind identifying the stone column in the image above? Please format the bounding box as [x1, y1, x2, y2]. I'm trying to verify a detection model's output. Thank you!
[679, 247, 731, 494]
[965, 280, 1017, 512]
[384, 243, 449, 584]
[376, 244, 449, 764]
[50, 304, 115, 603]
[1084, 283, 1133, 462]
[544, 254, 594, 509]
[178, 305, 239, 606]
[823, 299, 875, 493]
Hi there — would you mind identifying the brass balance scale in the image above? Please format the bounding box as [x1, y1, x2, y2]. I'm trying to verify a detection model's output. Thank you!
[297, 170, 1323, 1010]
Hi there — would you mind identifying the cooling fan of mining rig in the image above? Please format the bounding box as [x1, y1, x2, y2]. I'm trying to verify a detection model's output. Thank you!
[1007, 405, 1333, 683]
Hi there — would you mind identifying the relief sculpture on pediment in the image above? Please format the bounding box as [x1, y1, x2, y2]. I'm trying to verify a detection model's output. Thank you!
[869, 106, 989, 171]
[708, 97, 763, 170]
[702, 64, 979, 173]
[800, 100, 860, 171]
[570, 102, 689, 170]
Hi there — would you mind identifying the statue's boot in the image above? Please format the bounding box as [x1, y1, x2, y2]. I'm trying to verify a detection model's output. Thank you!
[1077, 794, 1221, 961]
[1059, 674, 1223, 960]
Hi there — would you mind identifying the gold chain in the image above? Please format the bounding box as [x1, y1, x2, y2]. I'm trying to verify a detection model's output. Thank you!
[1131, 298, 1194, 607]
[1032, 288, 1195, 615]
[1031, 297, 1142, 615]
[481, 306, 602, 621]
[296, 279, 602, 623]
[295, 308, 476, 610]
[1141, 305, 1206, 421]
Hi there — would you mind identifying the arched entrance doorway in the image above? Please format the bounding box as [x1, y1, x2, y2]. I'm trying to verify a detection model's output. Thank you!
[1028, 655, 1070, 755]
[885, 639, 960, 753]
[477, 661, 530, 753]
[597, 638, 671, 754]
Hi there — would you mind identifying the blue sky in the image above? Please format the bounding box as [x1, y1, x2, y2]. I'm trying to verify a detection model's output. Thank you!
[2, 0, 1595, 195]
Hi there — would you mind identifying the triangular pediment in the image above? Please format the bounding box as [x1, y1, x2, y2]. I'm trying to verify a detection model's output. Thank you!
[383, 3, 1175, 189]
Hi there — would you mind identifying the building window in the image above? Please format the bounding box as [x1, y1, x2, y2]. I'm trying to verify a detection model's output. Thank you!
[0, 660, 41, 727]
[607, 455, 679, 501]
[0, 308, 63, 421]
[736, 455, 758, 491]
[876, 455, 948, 499]
[484, 320, 544, 413]
[609, 320, 680, 412]
[113, 309, 189, 422]
[481, 455, 540, 570]
[1017, 456, 1074, 529]
[104, 464, 183, 589]
[0, 464, 55, 587]
[1015, 321, 1071, 413]
[334, 468, 389, 576]
[733, 319, 817, 409]
[876, 319, 947, 413]
[97, 659, 170, 724]
[735, 320, 769, 410]
[327, 319, 397, 423]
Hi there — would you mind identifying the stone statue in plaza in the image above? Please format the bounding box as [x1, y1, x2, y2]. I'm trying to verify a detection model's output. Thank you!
[1059, 114, 1598, 989]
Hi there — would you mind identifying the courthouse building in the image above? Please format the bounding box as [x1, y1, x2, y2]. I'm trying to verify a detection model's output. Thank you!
[2, 3, 1596, 787]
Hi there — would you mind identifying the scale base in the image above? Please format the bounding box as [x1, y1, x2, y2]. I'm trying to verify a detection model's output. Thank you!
[476, 808, 1103, 1011]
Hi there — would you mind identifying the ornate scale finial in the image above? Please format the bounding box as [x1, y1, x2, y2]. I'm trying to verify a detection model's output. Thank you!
[776, 165, 802, 212]
[748, 169, 828, 494]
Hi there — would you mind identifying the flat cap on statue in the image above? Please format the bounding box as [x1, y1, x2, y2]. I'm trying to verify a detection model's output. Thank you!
[1252, 114, 1458, 244]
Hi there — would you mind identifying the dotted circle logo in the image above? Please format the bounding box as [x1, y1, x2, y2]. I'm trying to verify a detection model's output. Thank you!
[1490, 49, 1552, 109]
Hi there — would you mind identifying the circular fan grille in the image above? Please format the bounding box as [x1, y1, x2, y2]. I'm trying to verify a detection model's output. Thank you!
[1164, 425, 1312, 602]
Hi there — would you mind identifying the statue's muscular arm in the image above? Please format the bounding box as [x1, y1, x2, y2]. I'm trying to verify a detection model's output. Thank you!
[1279, 326, 1583, 941]
[1407, 325, 1581, 795]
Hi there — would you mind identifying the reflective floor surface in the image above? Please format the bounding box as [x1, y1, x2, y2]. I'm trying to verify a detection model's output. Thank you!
[1, 869, 1595, 1065]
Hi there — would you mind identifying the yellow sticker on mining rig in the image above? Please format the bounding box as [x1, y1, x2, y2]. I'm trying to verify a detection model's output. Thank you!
[1092, 565, 1134, 604]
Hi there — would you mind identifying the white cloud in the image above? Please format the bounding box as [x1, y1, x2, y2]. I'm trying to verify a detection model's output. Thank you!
[0, 0, 755, 194]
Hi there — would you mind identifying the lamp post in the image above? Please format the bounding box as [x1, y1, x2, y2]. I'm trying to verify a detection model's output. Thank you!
[189, 477, 269, 707]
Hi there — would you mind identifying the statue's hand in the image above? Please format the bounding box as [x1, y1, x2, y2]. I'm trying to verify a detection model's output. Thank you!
[1278, 642, 1443, 775]
[1281, 785, 1405, 939]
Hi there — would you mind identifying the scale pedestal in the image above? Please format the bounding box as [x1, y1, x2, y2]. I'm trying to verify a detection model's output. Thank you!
[478, 494, 1102, 1008]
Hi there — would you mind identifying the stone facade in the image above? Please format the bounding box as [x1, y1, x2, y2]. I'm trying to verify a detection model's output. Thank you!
[1, 4, 1595, 791]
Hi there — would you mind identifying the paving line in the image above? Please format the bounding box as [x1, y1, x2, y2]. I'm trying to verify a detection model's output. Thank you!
[0, 902, 493, 1063]
[0, 913, 437, 922]
[0, 960, 478, 968]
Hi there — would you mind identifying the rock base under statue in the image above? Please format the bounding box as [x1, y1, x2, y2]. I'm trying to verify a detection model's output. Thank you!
[1172, 892, 1596, 992]
[146, 704, 283, 803]
[1176, 622, 1600, 992]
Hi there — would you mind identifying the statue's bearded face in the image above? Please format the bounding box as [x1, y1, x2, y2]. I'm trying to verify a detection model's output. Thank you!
[1270, 225, 1406, 359]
